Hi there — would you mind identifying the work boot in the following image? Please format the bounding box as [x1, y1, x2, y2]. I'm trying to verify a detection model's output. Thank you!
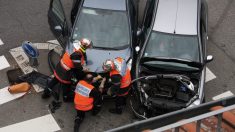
[74, 117, 83, 132]
[41, 89, 51, 99]
[109, 107, 122, 115]
[49, 100, 62, 113]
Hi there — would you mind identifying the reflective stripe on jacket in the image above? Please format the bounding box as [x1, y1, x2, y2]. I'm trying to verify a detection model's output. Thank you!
[54, 70, 71, 84]
[110, 57, 131, 96]
[53, 49, 85, 83]
[61, 50, 85, 70]
[74, 80, 94, 111]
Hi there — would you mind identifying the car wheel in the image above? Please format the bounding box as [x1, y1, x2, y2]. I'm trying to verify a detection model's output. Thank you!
[129, 88, 147, 119]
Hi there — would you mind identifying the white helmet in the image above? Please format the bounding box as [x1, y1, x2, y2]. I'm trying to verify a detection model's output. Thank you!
[80, 38, 93, 49]
[102, 59, 114, 72]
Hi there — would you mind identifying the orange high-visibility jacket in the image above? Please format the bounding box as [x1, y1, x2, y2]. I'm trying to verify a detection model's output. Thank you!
[110, 57, 131, 95]
[54, 49, 85, 84]
[74, 80, 94, 111]
[61, 50, 85, 70]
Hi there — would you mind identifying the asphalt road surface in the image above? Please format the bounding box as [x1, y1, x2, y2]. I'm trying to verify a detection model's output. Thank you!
[0, 0, 235, 131]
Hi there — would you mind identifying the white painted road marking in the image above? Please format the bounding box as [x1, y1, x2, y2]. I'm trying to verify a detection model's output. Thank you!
[32, 43, 49, 50]
[0, 87, 26, 105]
[0, 56, 10, 70]
[205, 67, 216, 83]
[47, 39, 60, 45]
[212, 91, 234, 101]
[0, 38, 4, 45]
[0, 114, 60, 132]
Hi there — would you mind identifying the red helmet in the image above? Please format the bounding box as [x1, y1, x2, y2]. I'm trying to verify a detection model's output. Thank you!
[80, 38, 93, 49]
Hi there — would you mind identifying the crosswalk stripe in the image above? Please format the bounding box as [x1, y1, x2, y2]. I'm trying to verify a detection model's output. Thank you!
[47, 39, 60, 45]
[212, 91, 234, 101]
[0, 114, 60, 132]
[205, 67, 216, 83]
[0, 87, 26, 105]
[0, 38, 4, 45]
[0, 55, 10, 70]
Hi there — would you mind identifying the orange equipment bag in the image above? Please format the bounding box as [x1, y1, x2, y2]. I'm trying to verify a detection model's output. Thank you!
[8, 82, 31, 94]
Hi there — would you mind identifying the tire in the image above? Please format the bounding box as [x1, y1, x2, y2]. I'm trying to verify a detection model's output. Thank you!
[129, 88, 147, 119]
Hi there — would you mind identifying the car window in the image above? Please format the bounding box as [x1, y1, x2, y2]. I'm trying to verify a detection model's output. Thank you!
[144, 31, 200, 62]
[73, 7, 130, 49]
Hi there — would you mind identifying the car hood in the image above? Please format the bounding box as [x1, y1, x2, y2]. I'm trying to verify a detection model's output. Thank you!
[85, 48, 131, 72]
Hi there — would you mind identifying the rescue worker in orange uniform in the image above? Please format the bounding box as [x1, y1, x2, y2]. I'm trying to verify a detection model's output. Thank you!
[74, 74, 102, 132]
[102, 57, 131, 114]
[42, 38, 92, 102]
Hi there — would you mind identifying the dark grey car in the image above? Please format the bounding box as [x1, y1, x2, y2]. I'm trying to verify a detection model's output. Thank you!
[48, 0, 139, 72]
[131, 0, 213, 118]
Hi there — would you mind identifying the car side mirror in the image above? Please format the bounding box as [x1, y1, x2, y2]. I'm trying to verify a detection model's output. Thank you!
[135, 46, 140, 53]
[54, 25, 62, 32]
[206, 55, 213, 63]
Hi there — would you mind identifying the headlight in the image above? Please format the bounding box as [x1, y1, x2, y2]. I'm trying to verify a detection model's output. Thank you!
[189, 99, 201, 107]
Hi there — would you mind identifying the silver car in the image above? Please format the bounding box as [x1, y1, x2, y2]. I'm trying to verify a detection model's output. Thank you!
[131, 0, 213, 118]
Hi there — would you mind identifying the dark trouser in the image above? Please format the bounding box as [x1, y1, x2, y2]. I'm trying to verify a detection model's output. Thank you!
[115, 95, 127, 111]
[74, 110, 86, 132]
[44, 77, 71, 101]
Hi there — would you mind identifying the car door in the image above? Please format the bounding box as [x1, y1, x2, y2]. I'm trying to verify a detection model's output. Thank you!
[48, 0, 69, 49]
[200, 0, 208, 60]
[129, 0, 138, 47]
[140, 0, 156, 47]
[201, 0, 208, 33]
[71, 0, 82, 25]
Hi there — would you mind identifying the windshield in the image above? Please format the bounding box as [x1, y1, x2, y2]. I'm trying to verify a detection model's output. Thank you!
[142, 31, 200, 70]
[144, 31, 200, 62]
[72, 7, 130, 49]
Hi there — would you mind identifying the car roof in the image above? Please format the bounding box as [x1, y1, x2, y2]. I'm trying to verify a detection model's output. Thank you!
[153, 0, 198, 35]
[83, 0, 126, 11]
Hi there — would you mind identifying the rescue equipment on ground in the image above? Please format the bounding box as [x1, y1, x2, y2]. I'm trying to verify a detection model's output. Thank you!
[8, 82, 31, 94]
[22, 41, 39, 67]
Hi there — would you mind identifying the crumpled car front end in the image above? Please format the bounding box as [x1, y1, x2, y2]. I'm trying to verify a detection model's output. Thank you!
[130, 66, 203, 118]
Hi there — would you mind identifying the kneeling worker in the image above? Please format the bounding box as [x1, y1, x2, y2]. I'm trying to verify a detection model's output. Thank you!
[74, 74, 102, 132]
[102, 57, 131, 114]
[42, 38, 92, 102]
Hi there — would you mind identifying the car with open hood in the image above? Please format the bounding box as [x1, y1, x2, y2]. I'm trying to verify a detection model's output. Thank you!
[130, 0, 213, 118]
[48, 0, 138, 72]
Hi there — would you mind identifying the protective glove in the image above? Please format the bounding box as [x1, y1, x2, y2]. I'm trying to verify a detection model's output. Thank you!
[107, 88, 112, 96]
[96, 75, 103, 80]
[98, 77, 106, 93]
[71, 77, 78, 84]
[82, 66, 90, 72]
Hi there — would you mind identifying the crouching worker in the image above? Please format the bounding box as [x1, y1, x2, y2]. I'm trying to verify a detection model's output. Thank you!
[102, 57, 131, 114]
[42, 38, 92, 102]
[74, 74, 102, 132]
